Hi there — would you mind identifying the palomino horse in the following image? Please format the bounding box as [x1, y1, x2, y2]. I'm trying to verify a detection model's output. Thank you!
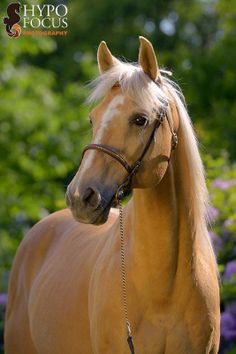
[5, 37, 220, 354]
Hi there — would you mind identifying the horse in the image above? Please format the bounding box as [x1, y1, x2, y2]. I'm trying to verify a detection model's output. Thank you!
[5, 36, 220, 354]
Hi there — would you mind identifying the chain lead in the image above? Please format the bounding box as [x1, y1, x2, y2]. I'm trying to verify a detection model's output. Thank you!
[118, 198, 135, 354]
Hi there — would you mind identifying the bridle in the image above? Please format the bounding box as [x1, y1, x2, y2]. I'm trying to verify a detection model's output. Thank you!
[80, 99, 178, 354]
[82, 105, 178, 201]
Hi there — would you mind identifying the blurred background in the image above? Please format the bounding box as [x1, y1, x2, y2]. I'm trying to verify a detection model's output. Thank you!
[0, 0, 235, 352]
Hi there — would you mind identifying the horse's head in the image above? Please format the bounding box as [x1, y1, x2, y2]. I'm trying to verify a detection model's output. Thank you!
[66, 36, 179, 225]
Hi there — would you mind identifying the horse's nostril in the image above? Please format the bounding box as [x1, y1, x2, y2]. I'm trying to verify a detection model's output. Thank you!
[82, 187, 101, 209]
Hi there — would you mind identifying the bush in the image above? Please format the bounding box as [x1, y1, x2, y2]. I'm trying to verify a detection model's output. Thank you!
[205, 153, 236, 353]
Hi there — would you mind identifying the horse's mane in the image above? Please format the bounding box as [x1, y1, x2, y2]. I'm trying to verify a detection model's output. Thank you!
[87, 60, 210, 236]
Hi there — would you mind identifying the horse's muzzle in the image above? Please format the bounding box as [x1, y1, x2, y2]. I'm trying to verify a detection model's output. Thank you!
[66, 184, 114, 225]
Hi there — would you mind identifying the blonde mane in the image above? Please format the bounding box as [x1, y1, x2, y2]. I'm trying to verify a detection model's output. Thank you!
[88, 60, 210, 235]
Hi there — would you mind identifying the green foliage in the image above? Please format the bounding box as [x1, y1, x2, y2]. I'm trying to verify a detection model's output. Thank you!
[205, 154, 236, 259]
[0, 26, 93, 280]
[0, 0, 235, 352]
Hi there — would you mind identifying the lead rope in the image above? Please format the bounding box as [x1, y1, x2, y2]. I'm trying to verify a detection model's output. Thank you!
[117, 197, 135, 354]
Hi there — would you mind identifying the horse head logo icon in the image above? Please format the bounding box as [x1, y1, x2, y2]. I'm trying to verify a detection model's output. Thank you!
[4, 3, 22, 38]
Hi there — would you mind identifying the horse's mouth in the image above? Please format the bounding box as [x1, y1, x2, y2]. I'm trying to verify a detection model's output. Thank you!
[71, 195, 115, 226]
[91, 195, 117, 225]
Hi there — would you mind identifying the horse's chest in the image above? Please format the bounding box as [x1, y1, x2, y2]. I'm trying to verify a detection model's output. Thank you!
[134, 318, 167, 353]
[132, 305, 214, 354]
[136, 320, 197, 353]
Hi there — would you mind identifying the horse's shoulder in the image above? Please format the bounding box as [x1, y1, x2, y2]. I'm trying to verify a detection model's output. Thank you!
[9, 210, 73, 281]
[14, 207, 118, 267]
[20, 209, 73, 248]
[9, 208, 118, 289]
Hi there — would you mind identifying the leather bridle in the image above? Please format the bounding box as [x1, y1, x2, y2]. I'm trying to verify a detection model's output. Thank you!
[81, 105, 178, 200]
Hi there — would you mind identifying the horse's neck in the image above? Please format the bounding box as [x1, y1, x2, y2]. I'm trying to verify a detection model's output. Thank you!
[127, 162, 196, 300]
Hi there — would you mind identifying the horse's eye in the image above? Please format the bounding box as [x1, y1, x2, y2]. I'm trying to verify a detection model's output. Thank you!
[132, 115, 148, 127]
[89, 117, 93, 125]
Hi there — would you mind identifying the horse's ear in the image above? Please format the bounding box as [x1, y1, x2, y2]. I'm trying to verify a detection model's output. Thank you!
[97, 41, 118, 74]
[138, 36, 160, 81]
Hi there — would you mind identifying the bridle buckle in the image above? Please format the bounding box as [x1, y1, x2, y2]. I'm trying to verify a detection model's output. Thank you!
[171, 132, 178, 150]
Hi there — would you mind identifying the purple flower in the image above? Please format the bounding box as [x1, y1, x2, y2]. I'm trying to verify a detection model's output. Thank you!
[209, 230, 222, 255]
[0, 293, 7, 306]
[208, 205, 219, 221]
[226, 302, 236, 317]
[224, 219, 235, 228]
[222, 219, 235, 240]
[213, 179, 236, 190]
[224, 260, 236, 279]
[221, 311, 236, 341]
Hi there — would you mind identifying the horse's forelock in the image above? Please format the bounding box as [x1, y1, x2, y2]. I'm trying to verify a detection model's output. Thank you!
[86, 60, 168, 110]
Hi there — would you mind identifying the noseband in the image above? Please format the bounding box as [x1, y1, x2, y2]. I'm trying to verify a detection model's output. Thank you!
[82, 107, 178, 200]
